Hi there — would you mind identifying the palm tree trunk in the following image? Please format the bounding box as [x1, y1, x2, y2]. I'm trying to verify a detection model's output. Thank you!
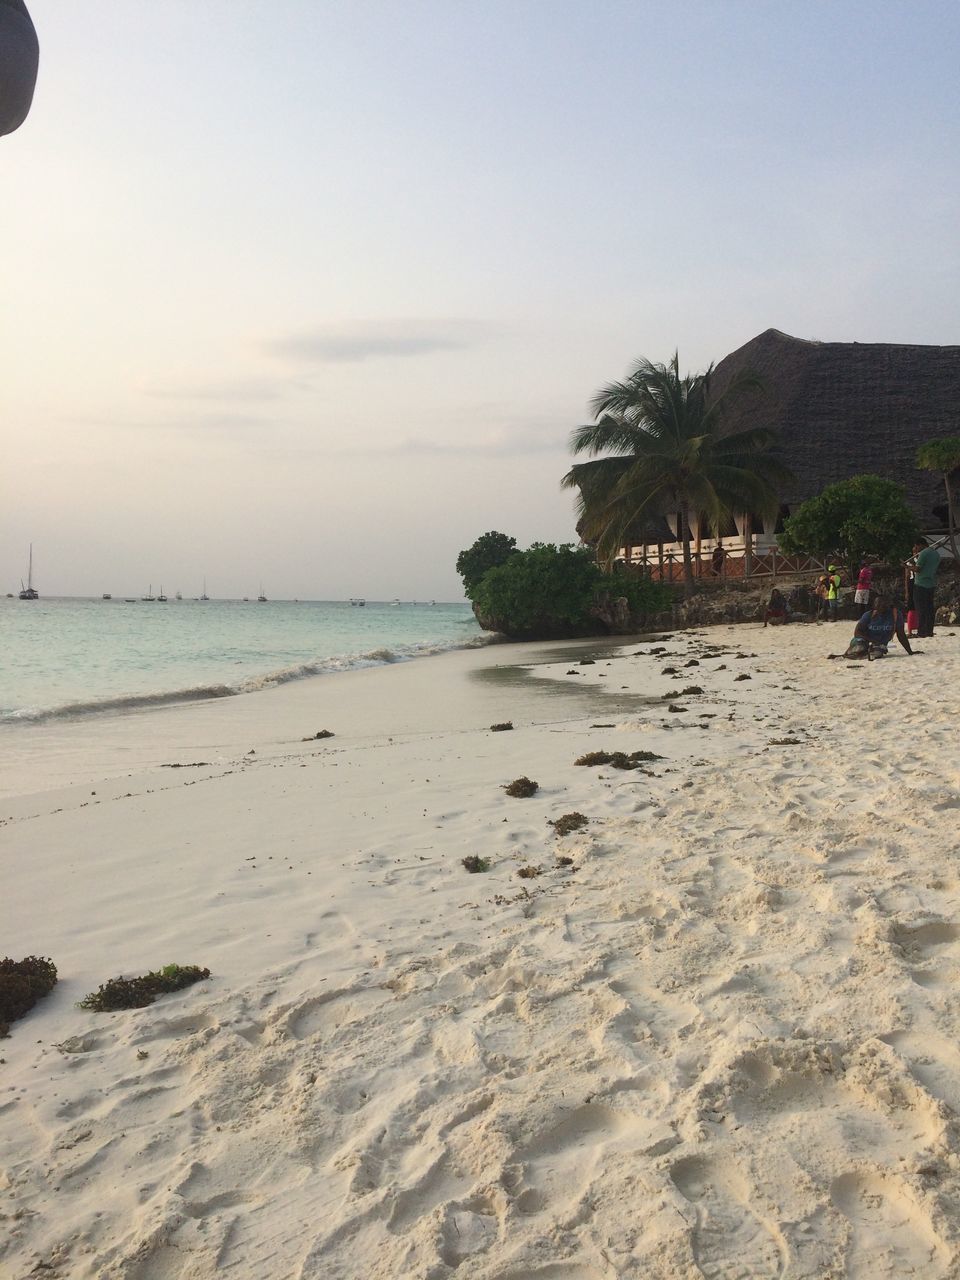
[679, 502, 695, 598]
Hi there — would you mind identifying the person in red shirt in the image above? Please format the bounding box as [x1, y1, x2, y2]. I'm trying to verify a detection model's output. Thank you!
[853, 561, 873, 611]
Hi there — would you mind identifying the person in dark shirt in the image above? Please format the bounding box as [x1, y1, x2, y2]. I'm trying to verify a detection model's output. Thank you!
[906, 541, 941, 638]
[763, 588, 788, 627]
[845, 595, 914, 659]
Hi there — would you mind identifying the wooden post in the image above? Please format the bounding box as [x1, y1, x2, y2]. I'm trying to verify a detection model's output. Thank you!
[744, 513, 754, 579]
[657, 540, 664, 581]
[694, 514, 702, 580]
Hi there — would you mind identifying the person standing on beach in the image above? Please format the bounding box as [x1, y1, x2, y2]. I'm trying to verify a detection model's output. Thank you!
[854, 560, 873, 611]
[908, 541, 941, 638]
[0, 0, 38, 136]
[711, 543, 727, 577]
[825, 565, 842, 620]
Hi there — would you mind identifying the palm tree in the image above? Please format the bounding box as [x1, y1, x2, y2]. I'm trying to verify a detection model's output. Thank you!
[562, 353, 791, 597]
[916, 436, 960, 560]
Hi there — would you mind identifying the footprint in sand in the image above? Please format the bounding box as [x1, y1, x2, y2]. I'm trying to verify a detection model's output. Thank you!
[890, 921, 960, 988]
[283, 986, 388, 1040]
[514, 1103, 626, 1215]
[830, 1169, 950, 1278]
[670, 1155, 786, 1279]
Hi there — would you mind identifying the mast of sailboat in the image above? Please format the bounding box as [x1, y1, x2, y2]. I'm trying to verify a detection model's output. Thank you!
[19, 543, 39, 599]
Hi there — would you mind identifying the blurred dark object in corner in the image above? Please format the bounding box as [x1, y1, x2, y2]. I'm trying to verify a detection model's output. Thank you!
[0, 0, 38, 137]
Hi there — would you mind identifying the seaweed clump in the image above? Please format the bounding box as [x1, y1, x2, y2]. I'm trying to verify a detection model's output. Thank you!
[302, 729, 335, 740]
[517, 865, 542, 879]
[575, 750, 663, 770]
[462, 855, 491, 874]
[548, 812, 589, 837]
[490, 722, 514, 732]
[504, 777, 538, 797]
[0, 956, 58, 1037]
[78, 964, 210, 1013]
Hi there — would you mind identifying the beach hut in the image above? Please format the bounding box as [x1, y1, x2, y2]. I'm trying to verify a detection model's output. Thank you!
[611, 329, 960, 579]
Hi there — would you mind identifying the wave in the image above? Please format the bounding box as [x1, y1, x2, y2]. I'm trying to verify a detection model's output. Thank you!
[1, 632, 497, 725]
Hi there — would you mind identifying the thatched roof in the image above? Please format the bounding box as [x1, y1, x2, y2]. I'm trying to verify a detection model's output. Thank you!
[709, 328, 960, 526]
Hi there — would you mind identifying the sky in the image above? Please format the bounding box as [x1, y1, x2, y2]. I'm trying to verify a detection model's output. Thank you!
[2, 0, 959, 601]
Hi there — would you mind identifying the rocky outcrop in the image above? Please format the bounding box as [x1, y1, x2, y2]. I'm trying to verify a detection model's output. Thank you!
[475, 563, 960, 639]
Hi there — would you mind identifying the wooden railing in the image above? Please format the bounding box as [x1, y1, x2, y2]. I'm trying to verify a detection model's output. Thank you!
[625, 548, 831, 584]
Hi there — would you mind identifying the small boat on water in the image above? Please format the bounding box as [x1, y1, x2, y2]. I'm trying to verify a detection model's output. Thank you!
[257, 584, 267, 602]
[157, 586, 168, 602]
[19, 544, 38, 599]
[200, 577, 209, 601]
[349, 597, 366, 607]
[175, 590, 182, 601]
[141, 585, 155, 601]
[102, 593, 112, 600]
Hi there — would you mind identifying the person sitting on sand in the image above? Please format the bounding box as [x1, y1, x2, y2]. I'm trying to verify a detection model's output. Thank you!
[763, 588, 788, 627]
[844, 594, 914, 659]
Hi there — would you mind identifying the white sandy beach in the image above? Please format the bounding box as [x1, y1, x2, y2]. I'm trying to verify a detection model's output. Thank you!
[2, 622, 960, 1279]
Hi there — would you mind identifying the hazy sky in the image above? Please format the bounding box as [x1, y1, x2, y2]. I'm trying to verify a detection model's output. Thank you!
[3, 0, 958, 600]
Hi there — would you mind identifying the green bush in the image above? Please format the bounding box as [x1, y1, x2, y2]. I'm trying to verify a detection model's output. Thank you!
[471, 542, 671, 637]
[778, 475, 918, 573]
[456, 531, 518, 598]
[78, 963, 210, 1012]
[0, 956, 58, 1036]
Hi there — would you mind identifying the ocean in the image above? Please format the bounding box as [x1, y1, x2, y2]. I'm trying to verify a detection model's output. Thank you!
[0, 596, 484, 724]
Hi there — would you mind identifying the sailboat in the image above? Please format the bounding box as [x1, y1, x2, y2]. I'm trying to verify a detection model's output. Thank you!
[19, 544, 38, 599]
[200, 577, 209, 601]
[257, 584, 267, 602]
[157, 585, 168, 602]
[141, 584, 156, 601]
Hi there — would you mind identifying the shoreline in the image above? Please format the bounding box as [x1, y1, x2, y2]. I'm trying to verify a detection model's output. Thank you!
[3, 623, 960, 1277]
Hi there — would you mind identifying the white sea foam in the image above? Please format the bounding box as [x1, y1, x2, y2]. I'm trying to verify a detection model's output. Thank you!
[1, 629, 494, 725]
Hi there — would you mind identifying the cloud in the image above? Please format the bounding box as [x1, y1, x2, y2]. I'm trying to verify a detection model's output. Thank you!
[142, 378, 286, 403]
[266, 318, 492, 364]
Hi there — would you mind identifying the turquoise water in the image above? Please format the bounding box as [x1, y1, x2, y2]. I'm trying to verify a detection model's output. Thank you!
[0, 597, 483, 723]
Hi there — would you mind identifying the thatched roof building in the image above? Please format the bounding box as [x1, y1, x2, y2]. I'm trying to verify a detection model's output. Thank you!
[711, 328, 960, 528]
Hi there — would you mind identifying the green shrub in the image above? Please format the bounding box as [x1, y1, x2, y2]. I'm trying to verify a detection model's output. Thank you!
[778, 475, 918, 573]
[78, 963, 210, 1013]
[472, 542, 670, 637]
[456, 531, 518, 598]
[0, 956, 58, 1036]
